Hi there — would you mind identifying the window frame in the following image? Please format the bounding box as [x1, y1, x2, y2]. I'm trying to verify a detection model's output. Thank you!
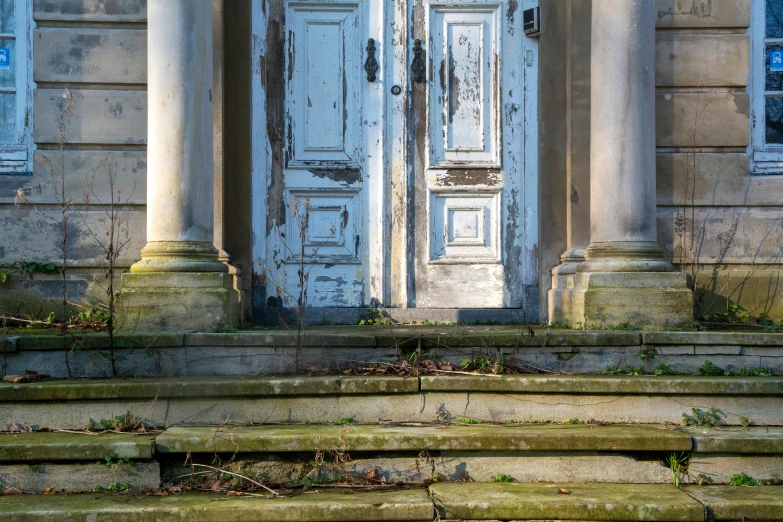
[751, 0, 783, 174]
[0, 0, 32, 175]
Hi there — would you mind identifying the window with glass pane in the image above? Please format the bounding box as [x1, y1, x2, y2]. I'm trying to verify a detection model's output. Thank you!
[0, 0, 30, 174]
[765, 0, 783, 145]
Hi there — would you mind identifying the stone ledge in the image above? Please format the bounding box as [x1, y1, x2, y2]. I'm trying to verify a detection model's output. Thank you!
[430, 483, 704, 520]
[0, 375, 419, 402]
[3, 375, 781, 403]
[682, 485, 783, 520]
[154, 424, 692, 454]
[419, 375, 783, 395]
[0, 489, 435, 521]
[0, 433, 156, 461]
[11, 332, 185, 351]
[685, 427, 783, 454]
[644, 331, 783, 346]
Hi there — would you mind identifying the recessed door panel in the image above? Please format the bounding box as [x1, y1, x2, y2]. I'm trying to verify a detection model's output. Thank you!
[429, 6, 500, 167]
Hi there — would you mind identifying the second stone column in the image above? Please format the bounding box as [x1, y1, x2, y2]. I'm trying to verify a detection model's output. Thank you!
[570, 0, 692, 328]
[120, 0, 237, 331]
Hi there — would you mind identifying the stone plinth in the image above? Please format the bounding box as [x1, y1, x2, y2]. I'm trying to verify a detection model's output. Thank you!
[120, 272, 237, 331]
[570, 272, 692, 329]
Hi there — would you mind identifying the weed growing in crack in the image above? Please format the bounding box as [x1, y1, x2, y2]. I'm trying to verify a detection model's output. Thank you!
[664, 452, 690, 487]
[681, 408, 722, 428]
[729, 473, 764, 486]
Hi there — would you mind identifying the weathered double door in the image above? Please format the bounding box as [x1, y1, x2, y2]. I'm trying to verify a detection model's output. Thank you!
[265, 0, 529, 309]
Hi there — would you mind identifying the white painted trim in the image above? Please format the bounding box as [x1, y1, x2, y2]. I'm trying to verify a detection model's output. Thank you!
[522, 0, 540, 310]
[251, 0, 268, 283]
[0, 0, 33, 174]
[750, 0, 783, 174]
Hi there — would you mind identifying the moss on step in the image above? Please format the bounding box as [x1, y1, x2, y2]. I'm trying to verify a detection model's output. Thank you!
[682, 485, 783, 520]
[154, 424, 692, 454]
[430, 482, 703, 520]
[685, 427, 783, 453]
[0, 375, 418, 402]
[419, 374, 783, 395]
[0, 433, 156, 461]
[0, 489, 434, 521]
[4, 374, 780, 403]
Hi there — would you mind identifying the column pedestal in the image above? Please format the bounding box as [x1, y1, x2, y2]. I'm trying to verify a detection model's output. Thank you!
[119, 0, 237, 331]
[548, 249, 583, 325]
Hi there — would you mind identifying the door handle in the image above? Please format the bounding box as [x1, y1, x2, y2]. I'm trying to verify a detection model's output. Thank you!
[412, 39, 426, 83]
[364, 38, 379, 82]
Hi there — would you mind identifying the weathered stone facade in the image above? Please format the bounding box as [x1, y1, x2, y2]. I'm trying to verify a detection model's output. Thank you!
[0, 0, 780, 328]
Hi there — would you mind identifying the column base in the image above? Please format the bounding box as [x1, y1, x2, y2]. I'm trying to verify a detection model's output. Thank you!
[579, 241, 672, 273]
[119, 272, 238, 331]
[130, 241, 228, 273]
[568, 271, 693, 329]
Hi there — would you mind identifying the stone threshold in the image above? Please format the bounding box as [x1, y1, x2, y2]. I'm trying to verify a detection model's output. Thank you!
[2, 374, 782, 402]
[2, 485, 780, 521]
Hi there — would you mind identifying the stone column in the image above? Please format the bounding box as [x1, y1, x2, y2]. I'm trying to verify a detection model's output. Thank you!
[570, 0, 692, 328]
[120, 0, 237, 331]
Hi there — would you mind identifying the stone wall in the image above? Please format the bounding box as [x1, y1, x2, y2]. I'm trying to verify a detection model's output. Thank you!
[0, 1, 148, 315]
[655, 0, 783, 319]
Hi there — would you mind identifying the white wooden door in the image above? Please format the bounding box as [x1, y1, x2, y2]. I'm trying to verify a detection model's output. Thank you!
[389, 0, 531, 308]
[263, 0, 384, 308]
[262, 0, 535, 311]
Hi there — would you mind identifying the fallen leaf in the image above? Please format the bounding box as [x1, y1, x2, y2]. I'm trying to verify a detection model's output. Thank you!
[2, 375, 25, 384]
[440, 364, 453, 371]
[363, 469, 379, 480]
[226, 491, 242, 496]
[43, 488, 56, 495]
[557, 488, 570, 495]
[6, 422, 33, 433]
[2, 488, 22, 495]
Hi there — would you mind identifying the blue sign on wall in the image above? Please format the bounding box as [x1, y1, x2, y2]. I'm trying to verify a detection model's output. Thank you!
[0, 49, 9, 70]
[772, 50, 783, 72]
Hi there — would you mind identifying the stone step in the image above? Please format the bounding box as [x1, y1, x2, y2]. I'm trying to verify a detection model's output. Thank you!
[682, 485, 783, 520]
[685, 426, 783, 453]
[0, 433, 159, 494]
[4, 328, 782, 378]
[3, 375, 781, 429]
[430, 483, 783, 521]
[154, 424, 693, 454]
[0, 489, 435, 521]
[0, 433, 155, 462]
[2, 485, 781, 521]
[2, 427, 781, 491]
[154, 425, 782, 486]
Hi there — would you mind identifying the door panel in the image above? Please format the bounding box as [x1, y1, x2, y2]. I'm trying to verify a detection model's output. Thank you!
[265, 0, 373, 308]
[429, 7, 500, 167]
